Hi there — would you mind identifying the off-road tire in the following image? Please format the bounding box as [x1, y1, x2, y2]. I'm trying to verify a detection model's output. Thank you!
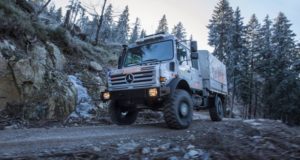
[209, 96, 224, 121]
[163, 89, 193, 129]
[109, 100, 138, 125]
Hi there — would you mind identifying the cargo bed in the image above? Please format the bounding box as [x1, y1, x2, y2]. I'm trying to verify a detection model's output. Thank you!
[198, 50, 228, 95]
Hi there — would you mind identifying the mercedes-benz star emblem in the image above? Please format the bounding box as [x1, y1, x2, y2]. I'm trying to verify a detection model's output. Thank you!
[125, 74, 134, 83]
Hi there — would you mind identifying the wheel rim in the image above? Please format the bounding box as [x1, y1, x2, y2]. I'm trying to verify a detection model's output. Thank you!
[121, 111, 128, 117]
[216, 100, 223, 117]
[179, 102, 189, 117]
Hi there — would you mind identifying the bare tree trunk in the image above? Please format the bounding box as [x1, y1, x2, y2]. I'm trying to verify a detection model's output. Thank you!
[95, 0, 107, 45]
[72, 2, 80, 24]
[230, 73, 236, 118]
[253, 82, 258, 118]
[36, 0, 51, 17]
[244, 105, 248, 119]
[64, 10, 71, 28]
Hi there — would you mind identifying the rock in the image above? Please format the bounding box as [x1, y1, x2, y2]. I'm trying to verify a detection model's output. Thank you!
[12, 59, 35, 87]
[0, 38, 88, 121]
[92, 146, 101, 152]
[47, 76, 77, 120]
[187, 144, 195, 150]
[0, 40, 16, 51]
[0, 54, 21, 111]
[158, 143, 171, 151]
[4, 124, 19, 130]
[184, 149, 204, 159]
[117, 142, 139, 154]
[95, 76, 104, 85]
[172, 146, 181, 152]
[202, 153, 210, 160]
[168, 156, 178, 160]
[152, 147, 159, 153]
[89, 61, 103, 71]
[188, 134, 196, 141]
[142, 147, 151, 154]
[46, 42, 66, 71]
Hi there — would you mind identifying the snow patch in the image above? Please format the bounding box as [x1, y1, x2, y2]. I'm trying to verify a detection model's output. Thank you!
[68, 75, 95, 119]
[243, 119, 262, 126]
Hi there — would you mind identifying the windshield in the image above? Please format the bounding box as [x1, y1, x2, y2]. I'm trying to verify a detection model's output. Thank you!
[124, 40, 173, 67]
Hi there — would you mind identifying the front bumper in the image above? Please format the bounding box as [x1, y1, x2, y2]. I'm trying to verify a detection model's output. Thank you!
[101, 86, 170, 104]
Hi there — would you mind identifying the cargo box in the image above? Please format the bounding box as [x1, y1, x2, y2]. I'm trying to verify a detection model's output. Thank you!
[198, 50, 228, 95]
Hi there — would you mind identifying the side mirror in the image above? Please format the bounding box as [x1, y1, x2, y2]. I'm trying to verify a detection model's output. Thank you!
[190, 41, 198, 52]
[191, 52, 198, 60]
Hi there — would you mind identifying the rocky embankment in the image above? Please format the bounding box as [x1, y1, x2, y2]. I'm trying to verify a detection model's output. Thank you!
[0, 40, 76, 120]
[0, 0, 121, 127]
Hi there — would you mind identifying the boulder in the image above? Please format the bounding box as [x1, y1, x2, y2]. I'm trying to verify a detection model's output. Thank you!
[46, 42, 66, 71]
[89, 61, 103, 71]
[47, 75, 77, 120]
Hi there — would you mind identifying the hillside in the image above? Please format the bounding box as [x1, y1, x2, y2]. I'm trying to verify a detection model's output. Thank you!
[0, 0, 120, 127]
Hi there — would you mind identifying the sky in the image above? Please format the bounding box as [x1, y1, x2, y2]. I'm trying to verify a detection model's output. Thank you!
[52, 0, 300, 51]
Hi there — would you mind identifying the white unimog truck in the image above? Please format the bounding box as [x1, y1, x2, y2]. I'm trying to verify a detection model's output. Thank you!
[101, 33, 227, 129]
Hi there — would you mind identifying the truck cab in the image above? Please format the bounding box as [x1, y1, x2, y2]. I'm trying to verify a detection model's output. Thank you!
[101, 33, 227, 129]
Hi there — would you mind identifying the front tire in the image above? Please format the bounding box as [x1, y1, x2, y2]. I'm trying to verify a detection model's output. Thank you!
[163, 89, 193, 129]
[209, 96, 224, 121]
[109, 100, 138, 125]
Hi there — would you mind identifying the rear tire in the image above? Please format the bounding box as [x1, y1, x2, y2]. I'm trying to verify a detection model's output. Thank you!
[109, 100, 138, 125]
[163, 89, 193, 129]
[209, 96, 224, 121]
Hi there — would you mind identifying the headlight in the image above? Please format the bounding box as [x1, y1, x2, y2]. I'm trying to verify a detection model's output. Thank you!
[102, 92, 110, 100]
[159, 76, 167, 82]
[148, 88, 158, 97]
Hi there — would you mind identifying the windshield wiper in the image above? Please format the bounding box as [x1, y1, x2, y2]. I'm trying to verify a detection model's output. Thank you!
[142, 59, 160, 64]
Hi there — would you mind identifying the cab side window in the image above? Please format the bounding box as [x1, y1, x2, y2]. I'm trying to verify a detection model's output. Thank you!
[177, 44, 189, 66]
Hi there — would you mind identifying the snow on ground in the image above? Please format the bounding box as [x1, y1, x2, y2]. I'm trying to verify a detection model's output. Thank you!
[243, 119, 262, 126]
[68, 75, 96, 119]
[193, 111, 210, 120]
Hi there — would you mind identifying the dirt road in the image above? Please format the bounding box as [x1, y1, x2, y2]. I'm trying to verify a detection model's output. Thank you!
[0, 117, 299, 160]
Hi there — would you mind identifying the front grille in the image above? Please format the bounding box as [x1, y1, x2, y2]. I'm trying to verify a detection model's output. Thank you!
[109, 67, 156, 87]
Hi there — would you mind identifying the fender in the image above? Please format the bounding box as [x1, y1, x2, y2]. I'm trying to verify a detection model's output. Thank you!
[166, 78, 192, 96]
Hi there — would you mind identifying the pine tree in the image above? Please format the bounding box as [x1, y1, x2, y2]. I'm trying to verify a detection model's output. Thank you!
[257, 15, 273, 118]
[242, 14, 261, 119]
[207, 0, 234, 63]
[114, 6, 130, 44]
[171, 22, 186, 40]
[156, 14, 168, 33]
[266, 12, 298, 123]
[56, 7, 63, 23]
[85, 16, 98, 41]
[229, 7, 247, 117]
[100, 3, 113, 42]
[129, 18, 141, 43]
[258, 15, 272, 74]
[49, 4, 55, 15]
[140, 29, 146, 38]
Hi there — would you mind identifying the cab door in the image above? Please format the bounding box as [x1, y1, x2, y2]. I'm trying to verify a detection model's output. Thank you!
[176, 43, 202, 90]
[191, 57, 202, 90]
[176, 43, 192, 84]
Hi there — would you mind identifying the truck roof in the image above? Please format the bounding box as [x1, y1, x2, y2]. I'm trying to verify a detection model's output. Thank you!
[128, 33, 176, 48]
